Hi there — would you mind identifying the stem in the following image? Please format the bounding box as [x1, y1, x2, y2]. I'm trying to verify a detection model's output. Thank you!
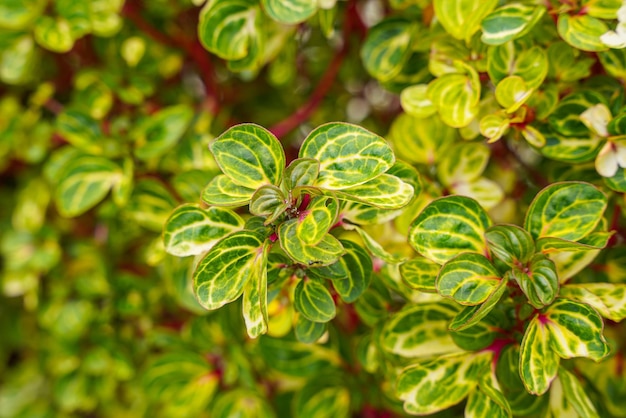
[269, 0, 364, 139]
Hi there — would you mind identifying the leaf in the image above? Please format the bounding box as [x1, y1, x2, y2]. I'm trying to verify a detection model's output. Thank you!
[333, 174, 414, 209]
[495, 76, 533, 113]
[294, 384, 350, 418]
[428, 70, 481, 128]
[519, 315, 560, 395]
[261, 0, 317, 24]
[388, 113, 457, 165]
[382, 303, 461, 358]
[355, 227, 406, 264]
[510, 254, 558, 309]
[450, 177, 505, 211]
[549, 91, 608, 137]
[198, 0, 261, 60]
[409, 195, 492, 265]
[560, 283, 626, 321]
[126, 179, 178, 232]
[55, 155, 121, 217]
[201, 174, 256, 207]
[438, 142, 490, 187]
[537, 234, 610, 281]
[544, 299, 611, 361]
[449, 275, 509, 331]
[557, 367, 601, 418]
[524, 182, 608, 241]
[212, 390, 276, 418]
[210, 123, 285, 188]
[278, 219, 344, 266]
[331, 239, 372, 303]
[433, 0, 498, 41]
[400, 84, 437, 118]
[465, 386, 510, 418]
[437, 253, 501, 305]
[294, 277, 336, 323]
[55, 110, 104, 154]
[242, 242, 270, 338]
[400, 256, 440, 292]
[294, 315, 326, 343]
[284, 158, 319, 190]
[558, 14, 609, 52]
[299, 122, 395, 189]
[249, 184, 287, 223]
[468, 371, 512, 418]
[397, 352, 492, 415]
[34, 16, 74, 53]
[163, 204, 245, 257]
[193, 230, 265, 310]
[486, 224, 535, 267]
[297, 195, 339, 244]
[481, 3, 546, 45]
[487, 44, 548, 90]
[360, 17, 414, 82]
[134, 105, 194, 160]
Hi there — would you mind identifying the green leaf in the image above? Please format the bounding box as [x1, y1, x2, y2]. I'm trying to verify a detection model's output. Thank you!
[524, 181, 608, 241]
[382, 303, 461, 358]
[355, 227, 406, 264]
[212, 390, 276, 418]
[163, 204, 245, 257]
[487, 44, 548, 90]
[261, 0, 317, 24]
[294, 315, 326, 343]
[428, 70, 481, 128]
[331, 239, 372, 303]
[294, 277, 336, 323]
[540, 128, 603, 163]
[557, 367, 601, 418]
[437, 253, 501, 305]
[510, 253, 558, 309]
[34, 16, 74, 53]
[537, 234, 610, 281]
[278, 219, 344, 266]
[210, 123, 285, 189]
[201, 174, 256, 207]
[400, 84, 437, 118]
[297, 195, 339, 244]
[55, 110, 104, 154]
[465, 386, 510, 418]
[388, 113, 457, 165]
[481, 3, 546, 46]
[560, 283, 626, 321]
[449, 275, 509, 331]
[198, 0, 261, 60]
[495, 76, 533, 113]
[249, 184, 287, 223]
[242, 242, 270, 338]
[433, 0, 498, 41]
[400, 256, 441, 292]
[55, 155, 121, 217]
[467, 371, 512, 418]
[294, 383, 350, 418]
[549, 91, 608, 137]
[438, 142, 490, 187]
[397, 352, 492, 415]
[544, 299, 611, 361]
[558, 14, 609, 52]
[333, 174, 414, 209]
[360, 17, 414, 82]
[284, 158, 319, 190]
[409, 195, 492, 265]
[519, 315, 560, 395]
[486, 224, 535, 267]
[299, 122, 395, 189]
[193, 230, 265, 310]
[134, 104, 194, 160]
[126, 179, 178, 232]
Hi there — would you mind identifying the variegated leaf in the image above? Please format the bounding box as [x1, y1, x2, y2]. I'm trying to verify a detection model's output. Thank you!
[210, 123, 285, 189]
[519, 315, 560, 395]
[297, 195, 339, 244]
[381, 302, 461, 358]
[333, 174, 414, 209]
[397, 351, 492, 415]
[437, 253, 501, 305]
[524, 182, 608, 241]
[438, 142, 490, 187]
[331, 239, 372, 303]
[428, 70, 481, 128]
[283, 158, 319, 190]
[388, 113, 457, 165]
[538, 233, 611, 281]
[201, 174, 256, 207]
[278, 219, 344, 266]
[294, 314, 326, 343]
[409, 195, 492, 265]
[400, 256, 440, 292]
[560, 283, 626, 321]
[360, 17, 414, 82]
[134, 104, 194, 160]
[193, 230, 265, 310]
[163, 204, 245, 257]
[294, 277, 336, 323]
[465, 387, 510, 418]
[449, 275, 508, 331]
[557, 14, 609, 52]
[242, 242, 270, 338]
[299, 122, 395, 189]
[481, 3, 546, 45]
[510, 254, 558, 309]
[433, 0, 498, 41]
[294, 383, 350, 418]
[495, 76, 533, 113]
[261, 0, 317, 24]
[355, 227, 406, 264]
[486, 224, 535, 267]
[544, 299, 611, 361]
[400, 84, 437, 118]
[557, 367, 600, 418]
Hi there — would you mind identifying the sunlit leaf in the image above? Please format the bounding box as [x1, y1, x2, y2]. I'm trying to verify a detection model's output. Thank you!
[519, 315, 559, 395]
[437, 253, 501, 305]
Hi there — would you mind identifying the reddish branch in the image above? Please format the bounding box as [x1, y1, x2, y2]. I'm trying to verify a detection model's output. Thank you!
[269, 0, 366, 138]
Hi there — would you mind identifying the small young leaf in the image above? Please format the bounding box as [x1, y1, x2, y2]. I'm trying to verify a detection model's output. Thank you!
[510, 253, 558, 309]
[331, 239, 372, 303]
[299, 122, 394, 189]
[409, 195, 492, 265]
[210, 123, 285, 189]
[437, 253, 501, 305]
[449, 275, 509, 331]
[278, 219, 344, 266]
[495, 76, 533, 113]
[524, 182, 608, 241]
[544, 299, 611, 361]
[486, 224, 535, 267]
[283, 158, 320, 190]
[163, 204, 245, 257]
[193, 230, 265, 310]
[294, 277, 336, 323]
[201, 174, 256, 207]
[519, 315, 560, 395]
[249, 184, 287, 222]
[296, 195, 339, 244]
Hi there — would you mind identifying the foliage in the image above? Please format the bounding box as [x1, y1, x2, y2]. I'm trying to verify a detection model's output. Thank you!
[2, 0, 626, 417]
